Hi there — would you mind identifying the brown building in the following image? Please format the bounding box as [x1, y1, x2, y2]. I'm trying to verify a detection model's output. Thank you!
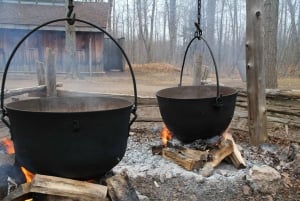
[0, 1, 110, 73]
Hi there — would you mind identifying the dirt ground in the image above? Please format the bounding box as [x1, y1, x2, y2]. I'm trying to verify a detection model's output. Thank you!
[0, 64, 300, 200]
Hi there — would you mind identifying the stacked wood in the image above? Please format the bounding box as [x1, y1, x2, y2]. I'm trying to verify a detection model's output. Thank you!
[152, 133, 246, 174]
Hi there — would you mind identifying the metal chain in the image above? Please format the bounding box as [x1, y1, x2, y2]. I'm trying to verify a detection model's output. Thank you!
[197, 0, 201, 26]
[194, 0, 202, 39]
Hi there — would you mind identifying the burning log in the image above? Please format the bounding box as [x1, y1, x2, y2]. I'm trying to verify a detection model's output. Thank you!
[3, 174, 108, 201]
[105, 171, 140, 201]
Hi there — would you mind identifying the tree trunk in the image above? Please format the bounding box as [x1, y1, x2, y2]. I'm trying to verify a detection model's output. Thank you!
[206, 0, 216, 54]
[286, 0, 300, 69]
[217, 0, 225, 70]
[264, 0, 279, 89]
[246, 0, 268, 145]
[168, 0, 177, 62]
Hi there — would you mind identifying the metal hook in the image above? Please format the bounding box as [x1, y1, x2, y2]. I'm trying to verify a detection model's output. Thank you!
[67, 0, 76, 25]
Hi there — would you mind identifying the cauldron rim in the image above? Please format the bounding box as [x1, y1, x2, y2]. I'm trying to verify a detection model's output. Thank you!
[5, 96, 133, 114]
[156, 85, 238, 100]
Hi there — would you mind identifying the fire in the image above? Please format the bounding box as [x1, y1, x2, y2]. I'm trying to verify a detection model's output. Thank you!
[20, 166, 34, 183]
[160, 125, 172, 146]
[1, 137, 15, 154]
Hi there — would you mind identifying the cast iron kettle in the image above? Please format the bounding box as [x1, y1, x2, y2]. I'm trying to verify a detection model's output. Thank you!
[0, 2, 137, 180]
[156, 3, 238, 143]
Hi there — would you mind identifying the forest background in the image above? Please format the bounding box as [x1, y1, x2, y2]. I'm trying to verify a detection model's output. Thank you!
[103, 0, 300, 87]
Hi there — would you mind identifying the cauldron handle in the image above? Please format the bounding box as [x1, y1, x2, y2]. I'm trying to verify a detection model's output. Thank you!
[178, 35, 222, 107]
[0, 18, 138, 129]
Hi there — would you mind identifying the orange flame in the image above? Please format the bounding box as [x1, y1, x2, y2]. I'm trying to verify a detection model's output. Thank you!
[1, 137, 15, 154]
[160, 126, 172, 147]
[20, 167, 35, 183]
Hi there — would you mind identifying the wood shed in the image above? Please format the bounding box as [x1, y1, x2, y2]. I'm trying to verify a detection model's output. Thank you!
[0, 1, 112, 73]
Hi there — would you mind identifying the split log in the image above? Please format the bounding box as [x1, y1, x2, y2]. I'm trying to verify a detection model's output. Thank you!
[106, 171, 140, 201]
[3, 174, 108, 201]
[200, 139, 233, 177]
[162, 147, 209, 171]
[225, 133, 246, 168]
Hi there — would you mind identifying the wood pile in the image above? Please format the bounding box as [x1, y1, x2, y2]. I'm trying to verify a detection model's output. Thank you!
[152, 133, 246, 176]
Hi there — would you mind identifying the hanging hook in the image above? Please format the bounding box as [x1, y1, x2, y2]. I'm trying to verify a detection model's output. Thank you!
[67, 0, 76, 25]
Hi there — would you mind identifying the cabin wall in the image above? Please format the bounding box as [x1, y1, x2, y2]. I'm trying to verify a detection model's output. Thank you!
[0, 28, 104, 73]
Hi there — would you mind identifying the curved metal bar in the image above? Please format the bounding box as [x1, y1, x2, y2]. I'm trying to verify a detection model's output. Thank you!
[200, 36, 220, 98]
[1, 17, 138, 127]
[178, 35, 221, 99]
[179, 36, 198, 86]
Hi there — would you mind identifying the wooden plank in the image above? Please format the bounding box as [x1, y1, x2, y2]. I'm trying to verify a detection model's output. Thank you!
[106, 172, 140, 201]
[4, 85, 47, 98]
[192, 52, 203, 86]
[36, 60, 46, 85]
[246, 0, 268, 145]
[46, 48, 57, 97]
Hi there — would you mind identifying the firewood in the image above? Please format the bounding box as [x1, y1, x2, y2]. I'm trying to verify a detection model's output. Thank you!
[3, 174, 108, 201]
[2, 183, 32, 201]
[225, 133, 247, 168]
[106, 171, 140, 201]
[200, 139, 233, 177]
[162, 147, 209, 171]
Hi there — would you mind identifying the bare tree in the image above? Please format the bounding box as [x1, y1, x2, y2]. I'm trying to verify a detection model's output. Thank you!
[264, 0, 279, 88]
[168, 0, 177, 62]
[136, 0, 156, 62]
[286, 0, 300, 70]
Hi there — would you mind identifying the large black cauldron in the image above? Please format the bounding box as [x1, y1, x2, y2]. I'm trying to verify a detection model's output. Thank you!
[156, 36, 238, 143]
[1, 17, 137, 180]
[6, 96, 133, 179]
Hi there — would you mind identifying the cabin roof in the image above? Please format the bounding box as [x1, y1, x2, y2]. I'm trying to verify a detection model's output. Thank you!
[0, 2, 109, 31]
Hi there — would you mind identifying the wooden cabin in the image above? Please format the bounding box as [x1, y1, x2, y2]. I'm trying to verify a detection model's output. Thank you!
[0, 1, 116, 73]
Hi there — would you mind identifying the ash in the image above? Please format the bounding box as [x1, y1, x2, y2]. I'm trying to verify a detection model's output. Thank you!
[112, 123, 300, 201]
